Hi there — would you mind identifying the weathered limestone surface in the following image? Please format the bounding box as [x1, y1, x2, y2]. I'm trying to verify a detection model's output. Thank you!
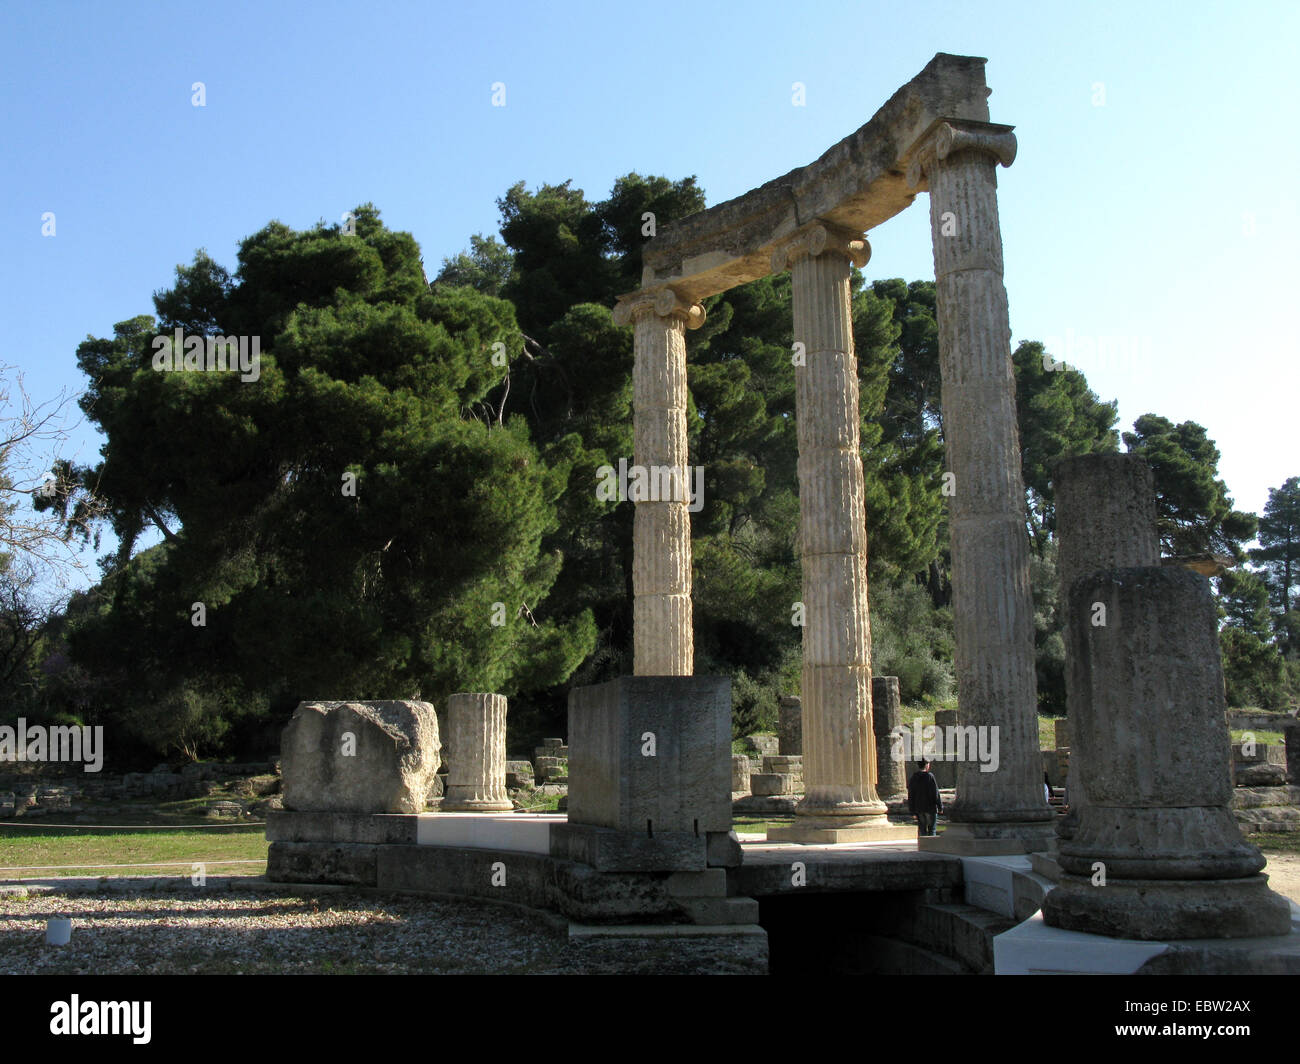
[742, 734, 779, 758]
[640, 54, 992, 302]
[1042, 567, 1292, 939]
[731, 754, 752, 794]
[767, 223, 887, 844]
[908, 119, 1052, 854]
[443, 693, 512, 812]
[1232, 744, 1288, 787]
[1053, 453, 1160, 840]
[763, 755, 802, 776]
[778, 695, 802, 755]
[281, 700, 440, 815]
[871, 675, 907, 799]
[614, 289, 706, 676]
[751, 773, 798, 797]
[567, 676, 731, 836]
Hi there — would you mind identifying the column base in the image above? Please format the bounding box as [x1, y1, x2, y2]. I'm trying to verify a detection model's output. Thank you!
[794, 795, 888, 819]
[766, 816, 914, 845]
[441, 796, 514, 813]
[918, 820, 1058, 856]
[1042, 873, 1294, 941]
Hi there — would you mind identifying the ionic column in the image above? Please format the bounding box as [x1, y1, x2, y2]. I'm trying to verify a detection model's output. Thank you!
[613, 288, 706, 676]
[1052, 454, 1161, 839]
[442, 692, 512, 811]
[766, 223, 900, 845]
[907, 119, 1053, 852]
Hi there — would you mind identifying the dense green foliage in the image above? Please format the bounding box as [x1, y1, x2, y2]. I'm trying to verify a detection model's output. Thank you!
[3, 175, 1294, 763]
[38, 206, 595, 758]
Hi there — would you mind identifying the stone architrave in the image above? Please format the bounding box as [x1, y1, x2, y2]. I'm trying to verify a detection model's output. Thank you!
[907, 119, 1053, 855]
[613, 288, 706, 676]
[281, 700, 441, 814]
[442, 693, 512, 812]
[1052, 454, 1161, 840]
[871, 676, 907, 799]
[766, 223, 908, 845]
[1041, 568, 1292, 939]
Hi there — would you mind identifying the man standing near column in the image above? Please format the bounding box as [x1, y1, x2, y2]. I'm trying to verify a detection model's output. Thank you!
[905, 117, 1054, 854]
[908, 759, 942, 838]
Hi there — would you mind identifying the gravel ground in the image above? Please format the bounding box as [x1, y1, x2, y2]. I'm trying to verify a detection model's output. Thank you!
[0, 885, 761, 975]
[4, 857, 1295, 977]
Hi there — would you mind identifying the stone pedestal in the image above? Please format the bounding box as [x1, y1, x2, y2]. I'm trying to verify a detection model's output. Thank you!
[767, 223, 891, 845]
[442, 693, 512, 812]
[1053, 453, 1161, 841]
[871, 676, 907, 799]
[1041, 567, 1292, 939]
[613, 289, 706, 676]
[907, 119, 1052, 854]
[778, 696, 802, 755]
[561, 676, 733, 870]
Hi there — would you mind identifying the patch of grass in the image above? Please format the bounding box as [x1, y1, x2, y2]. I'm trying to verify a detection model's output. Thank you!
[1230, 729, 1285, 746]
[514, 791, 562, 813]
[0, 825, 267, 878]
[1253, 833, 1300, 857]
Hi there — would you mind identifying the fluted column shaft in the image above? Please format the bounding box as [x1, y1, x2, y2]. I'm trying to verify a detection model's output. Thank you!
[614, 289, 705, 676]
[910, 120, 1050, 829]
[778, 224, 885, 819]
[443, 692, 512, 811]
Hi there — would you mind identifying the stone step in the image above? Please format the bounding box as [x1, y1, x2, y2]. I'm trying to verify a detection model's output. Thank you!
[909, 902, 1020, 974]
[678, 896, 761, 926]
[1030, 850, 1062, 882]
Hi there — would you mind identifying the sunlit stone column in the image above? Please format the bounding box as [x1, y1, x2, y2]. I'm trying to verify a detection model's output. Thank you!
[613, 288, 705, 676]
[767, 224, 907, 845]
[1053, 454, 1161, 840]
[907, 120, 1053, 853]
[442, 692, 512, 811]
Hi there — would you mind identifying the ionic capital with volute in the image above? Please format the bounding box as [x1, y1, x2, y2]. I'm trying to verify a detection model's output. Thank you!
[770, 222, 870, 274]
[612, 286, 707, 329]
[905, 118, 1018, 191]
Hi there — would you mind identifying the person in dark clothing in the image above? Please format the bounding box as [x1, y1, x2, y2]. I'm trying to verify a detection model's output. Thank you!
[907, 759, 942, 837]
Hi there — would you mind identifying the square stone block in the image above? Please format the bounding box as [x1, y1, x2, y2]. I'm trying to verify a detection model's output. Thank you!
[568, 675, 731, 835]
[750, 773, 796, 796]
[549, 822, 707, 872]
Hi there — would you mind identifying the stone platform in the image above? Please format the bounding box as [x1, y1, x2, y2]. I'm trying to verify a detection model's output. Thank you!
[766, 819, 918, 845]
[995, 906, 1300, 974]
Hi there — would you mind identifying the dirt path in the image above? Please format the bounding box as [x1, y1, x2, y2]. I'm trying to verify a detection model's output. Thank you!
[1263, 853, 1300, 905]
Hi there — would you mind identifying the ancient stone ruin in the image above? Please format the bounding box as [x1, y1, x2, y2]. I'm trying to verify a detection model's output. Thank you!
[263, 55, 1300, 973]
[614, 53, 1050, 853]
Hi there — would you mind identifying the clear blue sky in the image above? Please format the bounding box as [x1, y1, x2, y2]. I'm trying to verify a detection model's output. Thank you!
[2, 0, 1297, 585]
